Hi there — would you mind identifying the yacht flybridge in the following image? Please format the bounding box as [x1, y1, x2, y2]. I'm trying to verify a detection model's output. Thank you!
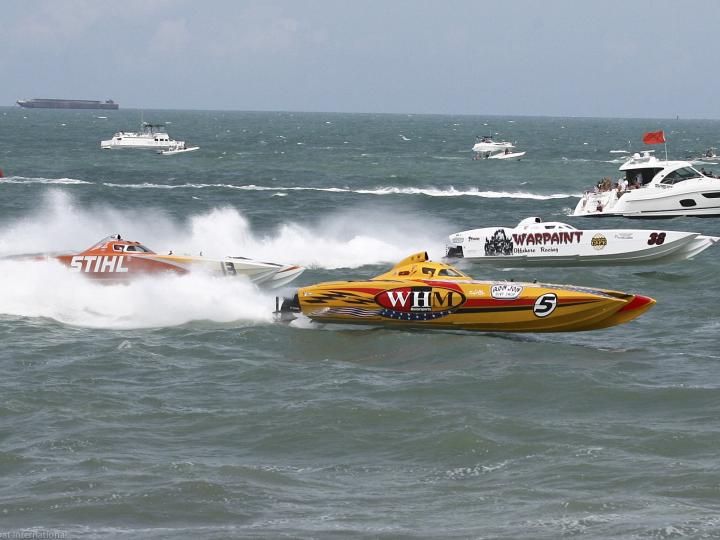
[573, 151, 720, 217]
[101, 122, 190, 151]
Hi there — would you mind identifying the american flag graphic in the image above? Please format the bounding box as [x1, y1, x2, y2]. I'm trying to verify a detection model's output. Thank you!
[379, 308, 453, 321]
[310, 307, 381, 318]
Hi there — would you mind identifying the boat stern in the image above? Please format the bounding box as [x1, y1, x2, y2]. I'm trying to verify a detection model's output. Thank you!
[573, 191, 619, 216]
[446, 232, 466, 258]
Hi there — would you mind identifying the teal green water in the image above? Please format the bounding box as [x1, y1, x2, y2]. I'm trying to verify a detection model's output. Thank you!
[1, 107, 720, 538]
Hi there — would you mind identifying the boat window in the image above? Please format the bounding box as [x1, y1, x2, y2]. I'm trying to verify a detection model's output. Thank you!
[545, 225, 556, 229]
[422, 267, 435, 277]
[112, 245, 123, 252]
[438, 268, 465, 277]
[124, 245, 151, 253]
[661, 167, 703, 185]
[625, 168, 663, 185]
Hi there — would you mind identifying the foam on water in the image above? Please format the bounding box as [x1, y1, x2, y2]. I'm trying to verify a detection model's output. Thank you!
[0, 191, 445, 267]
[2, 175, 93, 185]
[0, 259, 272, 329]
[0, 191, 448, 328]
[101, 182, 578, 199]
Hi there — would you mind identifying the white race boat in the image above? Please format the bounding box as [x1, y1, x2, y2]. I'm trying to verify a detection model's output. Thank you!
[101, 122, 187, 150]
[573, 151, 720, 217]
[446, 217, 719, 266]
[38, 235, 304, 287]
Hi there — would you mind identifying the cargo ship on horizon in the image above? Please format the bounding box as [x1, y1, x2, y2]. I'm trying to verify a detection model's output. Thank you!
[16, 98, 119, 110]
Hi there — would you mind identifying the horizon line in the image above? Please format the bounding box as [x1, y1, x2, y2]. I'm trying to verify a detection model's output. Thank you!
[2, 104, 718, 122]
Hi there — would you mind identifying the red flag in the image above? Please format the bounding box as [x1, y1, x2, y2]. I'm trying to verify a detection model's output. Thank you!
[643, 130, 666, 145]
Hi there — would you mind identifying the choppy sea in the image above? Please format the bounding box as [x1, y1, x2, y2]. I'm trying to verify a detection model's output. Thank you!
[1, 107, 720, 539]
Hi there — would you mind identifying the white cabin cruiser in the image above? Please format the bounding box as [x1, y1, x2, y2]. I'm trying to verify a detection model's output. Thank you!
[573, 151, 720, 217]
[472, 136, 513, 153]
[101, 123, 186, 150]
[446, 216, 718, 266]
[472, 136, 525, 160]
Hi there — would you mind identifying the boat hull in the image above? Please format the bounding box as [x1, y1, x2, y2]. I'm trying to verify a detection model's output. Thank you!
[446, 226, 719, 266]
[574, 180, 720, 218]
[54, 253, 303, 287]
[283, 279, 654, 332]
[101, 139, 177, 150]
[17, 99, 118, 110]
[160, 146, 199, 155]
[488, 151, 526, 160]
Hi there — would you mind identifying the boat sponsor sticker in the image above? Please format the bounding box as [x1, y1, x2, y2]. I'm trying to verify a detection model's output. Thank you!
[491, 283, 524, 300]
[591, 233, 607, 250]
[375, 286, 466, 320]
[70, 255, 129, 273]
[614, 232, 634, 240]
[512, 231, 583, 246]
[450, 236, 464, 244]
[466, 288, 486, 297]
[533, 293, 558, 318]
[485, 229, 586, 257]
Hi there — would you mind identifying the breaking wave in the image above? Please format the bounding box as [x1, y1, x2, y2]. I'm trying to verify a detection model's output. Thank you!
[102, 182, 578, 200]
[0, 191, 445, 266]
[2, 175, 92, 185]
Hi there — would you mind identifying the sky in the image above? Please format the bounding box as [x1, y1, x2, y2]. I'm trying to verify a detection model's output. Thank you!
[2, 0, 719, 118]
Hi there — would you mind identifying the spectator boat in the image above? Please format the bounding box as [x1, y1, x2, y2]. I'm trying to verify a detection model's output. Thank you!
[573, 151, 720, 217]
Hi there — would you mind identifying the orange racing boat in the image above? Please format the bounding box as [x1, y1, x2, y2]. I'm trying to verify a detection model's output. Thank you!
[46, 235, 304, 287]
[276, 252, 655, 332]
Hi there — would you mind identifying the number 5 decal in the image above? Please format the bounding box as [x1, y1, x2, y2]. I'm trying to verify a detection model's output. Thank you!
[533, 293, 558, 318]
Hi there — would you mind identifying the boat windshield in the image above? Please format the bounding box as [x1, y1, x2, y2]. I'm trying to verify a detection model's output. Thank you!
[660, 166, 703, 185]
[86, 236, 118, 250]
[123, 244, 151, 253]
[437, 268, 467, 277]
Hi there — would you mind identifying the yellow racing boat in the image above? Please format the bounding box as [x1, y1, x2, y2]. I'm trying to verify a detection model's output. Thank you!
[276, 252, 655, 332]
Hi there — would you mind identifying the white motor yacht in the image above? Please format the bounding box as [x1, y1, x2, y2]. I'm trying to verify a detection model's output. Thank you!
[446, 217, 718, 266]
[472, 136, 524, 160]
[101, 123, 186, 150]
[573, 151, 720, 217]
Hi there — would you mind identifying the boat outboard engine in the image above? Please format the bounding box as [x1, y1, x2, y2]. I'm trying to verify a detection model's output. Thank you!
[274, 293, 301, 322]
[446, 245, 464, 258]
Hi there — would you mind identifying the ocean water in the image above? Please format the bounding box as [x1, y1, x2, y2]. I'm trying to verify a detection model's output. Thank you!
[1, 107, 720, 539]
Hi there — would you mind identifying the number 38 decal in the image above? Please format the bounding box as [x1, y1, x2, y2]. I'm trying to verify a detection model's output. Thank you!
[648, 232, 666, 245]
[533, 293, 558, 318]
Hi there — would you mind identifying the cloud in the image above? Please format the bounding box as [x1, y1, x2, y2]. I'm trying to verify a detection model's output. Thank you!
[7, 0, 186, 48]
[148, 18, 191, 55]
